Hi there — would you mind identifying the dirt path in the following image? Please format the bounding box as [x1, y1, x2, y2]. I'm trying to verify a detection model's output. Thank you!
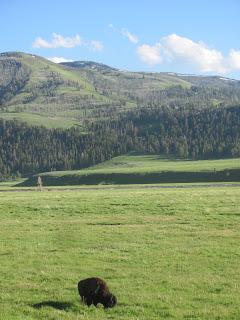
[0, 183, 240, 192]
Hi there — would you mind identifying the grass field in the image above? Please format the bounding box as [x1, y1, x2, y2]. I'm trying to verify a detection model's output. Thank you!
[21, 155, 240, 186]
[0, 112, 79, 129]
[51, 155, 240, 173]
[0, 186, 240, 319]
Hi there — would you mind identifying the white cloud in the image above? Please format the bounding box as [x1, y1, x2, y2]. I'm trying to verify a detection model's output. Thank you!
[109, 24, 138, 44]
[33, 33, 103, 52]
[228, 49, 240, 70]
[137, 44, 162, 66]
[47, 57, 74, 63]
[89, 40, 103, 51]
[161, 34, 226, 73]
[137, 33, 240, 74]
[33, 33, 82, 49]
[121, 28, 138, 44]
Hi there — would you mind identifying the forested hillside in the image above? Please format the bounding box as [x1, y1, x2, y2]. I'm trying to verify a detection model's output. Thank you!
[0, 105, 239, 179]
[63, 61, 240, 111]
[1, 52, 240, 128]
[1, 52, 240, 178]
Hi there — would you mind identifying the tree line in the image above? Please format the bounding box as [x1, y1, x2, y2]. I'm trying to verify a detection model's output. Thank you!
[0, 105, 239, 179]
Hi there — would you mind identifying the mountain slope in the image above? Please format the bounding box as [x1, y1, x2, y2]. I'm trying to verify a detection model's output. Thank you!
[0, 104, 240, 179]
[0, 52, 123, 127]
[62, 61, 240, 108]
[1, 52, 240, 128]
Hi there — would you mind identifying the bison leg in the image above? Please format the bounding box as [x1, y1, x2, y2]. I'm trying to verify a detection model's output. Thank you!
[81, 296, 90, 305]
[93, 298, 98, 307]
[85, 296, 93, 306]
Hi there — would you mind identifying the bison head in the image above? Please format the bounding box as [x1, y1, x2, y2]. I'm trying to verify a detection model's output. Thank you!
[103, 293, 117, 308]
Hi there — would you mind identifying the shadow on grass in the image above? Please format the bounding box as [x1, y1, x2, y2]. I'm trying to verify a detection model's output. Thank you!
[32, 300, 72, 310]
[19, 168, 240, 186]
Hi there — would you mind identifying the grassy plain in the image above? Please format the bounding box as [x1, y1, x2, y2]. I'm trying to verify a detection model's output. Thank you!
[0, 186, 240, 319]
[22, 155, 240, 186]
[70, 155, 240, 173]
[0, 112, 79, 129]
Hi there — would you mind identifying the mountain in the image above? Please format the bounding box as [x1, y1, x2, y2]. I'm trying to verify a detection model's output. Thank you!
[0, 51, 240, 178]
[1, 51, 240, 128]
[61, 60, 119, 72]
[0, 52, 120, 128]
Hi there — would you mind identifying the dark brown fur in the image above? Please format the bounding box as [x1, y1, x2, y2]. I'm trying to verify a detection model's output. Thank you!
[78, 277, 117, 308]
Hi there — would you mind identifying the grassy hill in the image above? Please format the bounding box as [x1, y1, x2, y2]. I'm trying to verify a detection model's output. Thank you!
[0, 52, 121, 128]
[19, 154, 240, 186]
[1, 52, 240, 128]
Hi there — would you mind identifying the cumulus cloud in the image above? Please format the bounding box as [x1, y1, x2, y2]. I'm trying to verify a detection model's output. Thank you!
[137, 44, 162, 65]
[137, 34, 240, 74]
[47, 57, 74, 63]
[109, 24, 138, 44]
[161, 34, 227, 73]
[33, 33, 103, 51]
[33, 33, 82, 49]
[228, 49, 240, 70]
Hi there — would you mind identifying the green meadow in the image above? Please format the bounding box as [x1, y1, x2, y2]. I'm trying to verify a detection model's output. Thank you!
[0, 186, 240, 319]
[51, 154, 240, 174]
[21, 155, 240, 186]
[0, 113, 79, 129]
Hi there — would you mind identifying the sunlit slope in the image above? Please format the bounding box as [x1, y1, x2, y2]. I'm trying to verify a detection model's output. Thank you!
[1, 52, 240, 128]
[62, 61, 240, 109]
[0, 52, 121, 127]
[62, 61, 192, 100]
[3, 52, 188, 128]
[20, 154, 240, 186]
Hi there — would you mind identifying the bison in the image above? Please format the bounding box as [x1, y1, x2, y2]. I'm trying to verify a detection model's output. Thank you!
[78, 277, 117, 308]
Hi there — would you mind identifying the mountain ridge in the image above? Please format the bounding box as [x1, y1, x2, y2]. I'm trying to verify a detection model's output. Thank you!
[1, 51, 240, 128]
[61, 59, 239, 83]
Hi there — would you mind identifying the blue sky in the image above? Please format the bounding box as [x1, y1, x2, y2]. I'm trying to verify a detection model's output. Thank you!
[1, 0, 240, 78]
